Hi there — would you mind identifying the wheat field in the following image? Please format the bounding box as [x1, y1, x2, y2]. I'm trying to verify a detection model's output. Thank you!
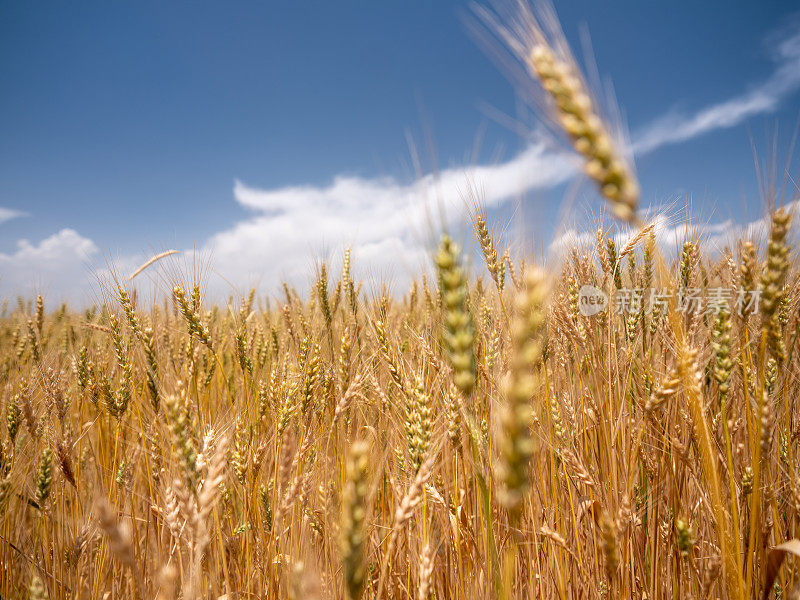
[2, 3, 800, 600]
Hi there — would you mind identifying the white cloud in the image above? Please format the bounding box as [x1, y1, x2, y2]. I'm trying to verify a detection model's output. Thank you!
[0, 207, 26, 226]
[0, 229, 99, 303]
[632, 30, 800, 154]
[199, 141, 575, 296]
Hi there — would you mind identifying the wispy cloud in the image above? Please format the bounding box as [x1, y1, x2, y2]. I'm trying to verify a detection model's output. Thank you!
[0, 207, 26, 226]
[632, 29, 800, 154]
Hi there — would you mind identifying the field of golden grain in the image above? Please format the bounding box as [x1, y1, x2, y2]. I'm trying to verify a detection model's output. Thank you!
[1, 209, 798, 599]
[2, 2, 799, 600]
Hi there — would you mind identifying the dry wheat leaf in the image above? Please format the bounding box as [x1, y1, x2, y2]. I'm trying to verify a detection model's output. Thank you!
[763, 539, 800, 600]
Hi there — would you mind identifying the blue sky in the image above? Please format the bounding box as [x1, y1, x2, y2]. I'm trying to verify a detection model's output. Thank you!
[1, 0, 799, 301]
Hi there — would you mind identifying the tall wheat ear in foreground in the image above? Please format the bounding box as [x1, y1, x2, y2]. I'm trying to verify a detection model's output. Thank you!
[3, 5, 800, 600]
